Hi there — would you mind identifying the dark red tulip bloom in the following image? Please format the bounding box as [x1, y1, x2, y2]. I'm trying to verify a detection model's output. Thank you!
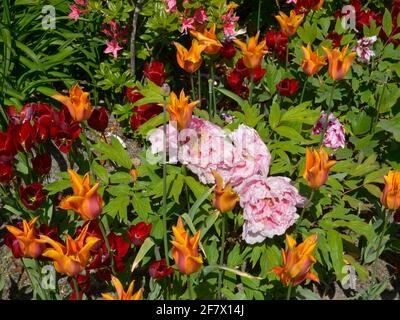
[50, 106, 81, 153]
[394, 212, 400, 223]
[235, 58, 251, 79]
[220, 42, 236, 59]
[88, 107, 109, 132]
[68, 273, 90, 300]
[327, 32, 342, 48]
[0, 131, 16, 165]
[11, 122, 36, 152]
[144, 61, 168, 86]
[294, 0, 323, 13]
[265, 30, 288, 54]
[226, 71, 243, 93]
[19, 182, 46, 210]
[3, 232, 23, 258]
[0, 164, 13, 183]
[276, 78, 300, 97]
[149, 259, 174, 280]
[32, 153, 52, 175]
[130, 104, 162, 130]
[252, 66, 266, 83]
[38, 224, 61, 242]
[127, 222, 152, 247]
[76, 220, 104, 252]
[126, 86, 144, 104]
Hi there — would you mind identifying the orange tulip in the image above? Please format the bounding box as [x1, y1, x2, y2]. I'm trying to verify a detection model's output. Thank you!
[59, 169, 104, 221]
[380, 171, 400, 210]
[174, 40, 205, 73]
[190, 24, 223, 55]
[52, 84, 93, 122]
[166, 89, 199, 130]
[212, 171, 239, 213]
[322, 45, 356, 81]
[40, 223, 100, 277]
[272, 234, 319, 286]
[303, 147, 336, 189]
[301, 44, 327, 76]
[6, 216, 45, 259]
[102, 276, 143, 300]
[233, 32, 268, 69]
[171, 217, 203, 275]
[275, 10, 304, 37]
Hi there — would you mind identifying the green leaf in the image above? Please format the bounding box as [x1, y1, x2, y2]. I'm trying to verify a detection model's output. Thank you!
[44, 179, 70, 195]
[382, 9, 393, 37]
[216, 87, 246, 108]
[131, 237, 155, 271]
[280, 101, 319, 125]
[274, 126, 306, 143]
[327, 230, 345, 281]
[203, 264, 262, 280]
[93, 136, 132, 169]
[188, 185, 214, 220]
[377, 115, 400, 142]
[268, 102, 280, 129]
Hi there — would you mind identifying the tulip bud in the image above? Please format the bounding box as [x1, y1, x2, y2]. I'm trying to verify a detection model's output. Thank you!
[380, 171, 400, 211]
[88, 107, 109, 132]
[160, 83, 171, 97]
[127, 222, 152, 247]
[303, 147, 336, 189]
[212, 171, 239, 213]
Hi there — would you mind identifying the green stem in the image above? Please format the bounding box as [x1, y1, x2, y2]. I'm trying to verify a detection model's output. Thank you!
[257, 0, 261, 31]
[208, 79, 213, 118]
[182, 165, 191, 214]
[72, 277, 80, 300]
[198, 69, 201, 105]
[210, 62, 217, 117]
[188, 274, 193, 300]
[300, 77, 309, 104]
[285, 42, 289, 71]
[162, 96, 170, 268]
[249, 69, 255, 106]
[371, 209, 389, 284]
[293, 189, 315, 235]
[217, 213, 226, 299]
[286, 284, 293, 300]
[190, 73, 196, 101]
[318, 83, 335, 148]
[98, 220, 116, 275]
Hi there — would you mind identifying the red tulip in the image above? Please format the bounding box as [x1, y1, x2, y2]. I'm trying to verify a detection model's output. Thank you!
[0, 164, 13, 183]
[68, 274, 90, 300]
[226, 71, 243, 94]
[50, 106, 81, 153]
[88, 107, 109, 132]
[144, 61, 167, 86]
[0, 131, 16, 165]
[32, 153, 52, 175]
[127, 222, 152, 247]
[327, 32, 342, 48]
[11, 122, 36, 152]
[276, 78, 300, 97]
[149, 259, 174, 279]
[19, 182, 46, 210]
[126, 86, 144, 103]
[130, 104, 162, 130]
[235, 58, 251, 79]
[264, 30, 288, 62]
[220, 42, 236, 59]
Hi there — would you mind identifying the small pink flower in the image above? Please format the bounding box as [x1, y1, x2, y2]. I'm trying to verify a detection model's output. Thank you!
[238, 176, 306, 244]
[193, 7, 208, 24]
[164, 0, 177, 12]
[104, 40, 123, 58]
[181, 17, 195, 34]
[312, 112, 346, 150]
[68, 5, 82, 21]
[286, 0, 297, 3]
[352, 36, 377, 63]
[74, 0, 88, 6]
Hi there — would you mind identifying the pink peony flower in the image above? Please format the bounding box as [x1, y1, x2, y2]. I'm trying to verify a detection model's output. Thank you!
[220, 125, 271, 188]
[193, 7, 208, 24]
[104, 40, 123, 58]
[312, 112, 346, 150]
[238, 176, 306, 244]
[68, 5, 82, 21]
[352, 36, 377, 63]
[148, 123, 179, 163]
[181, 17, 195, 34]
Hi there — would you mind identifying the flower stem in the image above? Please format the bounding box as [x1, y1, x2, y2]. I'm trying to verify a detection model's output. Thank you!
[285, 42, 289, 71]
[318, 83, 335, 148]
[286, 284, 293, 300]
[249, 69, 255, 106]
[371, 209, 390, 284]
[190, 73, 196, 102]
[208, 79, 213, 118]
[162, 96, 170, 268]
[72, 277, 80, 300]
[188, 274, 193, 300]
[373, 83, 386, 133]
[257, 0, 261, 31]
[293, 189, 315, 235]
[210, 62, 217, 117]
[300, 77, 309, 104]
[182, 164, 191, 214]
[98, 220, 116, 275]
[217, 213, 226, 299]
[198, 69, 202, 105]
